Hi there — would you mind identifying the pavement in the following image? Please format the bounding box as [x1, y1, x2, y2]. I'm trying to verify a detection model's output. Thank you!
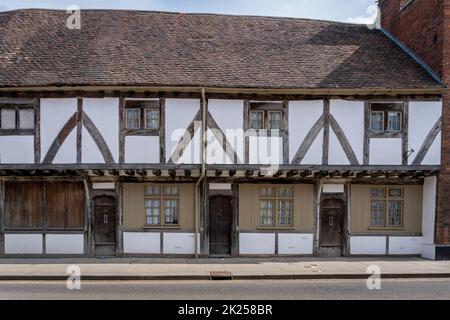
[0, 257, 449, 280]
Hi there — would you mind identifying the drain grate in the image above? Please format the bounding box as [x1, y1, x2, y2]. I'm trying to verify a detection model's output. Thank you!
[210, 271, 233, 280]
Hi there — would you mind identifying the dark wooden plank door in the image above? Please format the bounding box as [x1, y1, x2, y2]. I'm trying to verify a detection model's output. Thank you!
[93, 196, 116, 244]
[209, 196, 232, 255]
[320, 198, 343, 247]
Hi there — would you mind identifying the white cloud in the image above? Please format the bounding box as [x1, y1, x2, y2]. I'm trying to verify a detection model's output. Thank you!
[347, 4, 378, 24]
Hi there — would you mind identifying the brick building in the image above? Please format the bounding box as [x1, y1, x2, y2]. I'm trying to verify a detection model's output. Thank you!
[380, 0, 450, 259]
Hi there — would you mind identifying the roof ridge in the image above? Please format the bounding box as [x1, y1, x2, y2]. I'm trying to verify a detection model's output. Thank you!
[0, 8, 368, 27]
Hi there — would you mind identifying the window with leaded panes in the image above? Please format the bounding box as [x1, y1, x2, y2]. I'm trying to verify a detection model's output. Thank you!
[124, 100, 160, 133]
[370, 187, 403, 228]
[144, 185, 179, 227]
[250, 111, 264, 130]
[259, 186, 294, 228]
[369, 103, 404, 134]
[0, 103, 35, 134]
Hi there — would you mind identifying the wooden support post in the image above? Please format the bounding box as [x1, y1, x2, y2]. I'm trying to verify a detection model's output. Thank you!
[402, 101, 409, 165]
[282, 100, 289, 165]
[76, 98, 83, 163]
[344, 181, 351, 256]
[0, 180, 4, 256]
[313, 179, 323, 256]
[119, 98, 125, 163]
[83, 175, 93, 256]
[243, 100, 250, 164]
[34, 99, 41, 164]
[363, 101, 370, 165]
[322, 99, 330, 165]
[116, 180, 123, 257]
[231, 183, 239, 257]
[159, 98, 166, 164]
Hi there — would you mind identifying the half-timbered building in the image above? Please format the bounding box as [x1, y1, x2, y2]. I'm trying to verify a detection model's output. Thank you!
[0, 9, 445, 258]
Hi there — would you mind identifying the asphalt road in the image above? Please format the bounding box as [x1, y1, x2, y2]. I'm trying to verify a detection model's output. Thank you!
[0, 279, 449, 300]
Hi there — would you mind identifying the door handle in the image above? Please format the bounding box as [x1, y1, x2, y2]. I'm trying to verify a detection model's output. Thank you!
[104, 215, 108, 224]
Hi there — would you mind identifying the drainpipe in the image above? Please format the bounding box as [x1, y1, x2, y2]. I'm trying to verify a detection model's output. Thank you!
[194, 88, 207, 258]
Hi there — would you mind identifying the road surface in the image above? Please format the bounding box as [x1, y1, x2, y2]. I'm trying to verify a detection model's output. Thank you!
[0, 278, 449, 300]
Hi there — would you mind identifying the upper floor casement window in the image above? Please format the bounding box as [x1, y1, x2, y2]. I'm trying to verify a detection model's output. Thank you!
[0, 100, 36, 135]
[369, 102, 405, 137]
[246, 102, 287, 132]
[259, 186, 294, 228]
[124, 100, 162, 136]
[370, 187, 404, 229]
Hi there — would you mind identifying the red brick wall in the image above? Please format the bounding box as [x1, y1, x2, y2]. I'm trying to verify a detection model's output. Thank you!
[438, 0, 450, 245]
[380, 0, 443, 76]
[380, 0, 450, 245]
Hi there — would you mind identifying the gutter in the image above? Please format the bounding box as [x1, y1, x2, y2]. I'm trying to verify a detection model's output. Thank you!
[194, 88, 207, 258]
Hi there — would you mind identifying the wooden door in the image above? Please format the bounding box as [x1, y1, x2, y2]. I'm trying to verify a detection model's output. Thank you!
[209, 196, 232, 255]
[93, 196, 116, 244]
[320, 198, 344, 247]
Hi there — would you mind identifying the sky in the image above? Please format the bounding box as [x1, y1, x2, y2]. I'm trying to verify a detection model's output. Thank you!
[0, 0, 379, 24]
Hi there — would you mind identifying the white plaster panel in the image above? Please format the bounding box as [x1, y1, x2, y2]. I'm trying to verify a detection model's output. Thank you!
[422, 177, 437, 245]
[0, 136, 34, 163]
[408, 101, 442, 165]
[249, 136, 282, 165]
[163, 233, 198, 254]
[369, 138, 402, 165]
[239, 233, 275, 255]
[45, 234, 84, 254]
[177, 130, 201, 164]
[422, 244, 436, 260]
[83, 98, 119, 163]
[350, 236, 386, 255]
[40, 98, 77, 160]
[5, 234, 43, 254]
[92, 182, 116, 190]
[278, 233, 314, 255]
[165, 99, 200, 163]
[123, 232, 161, 254]
[330, 100, 364, 164]
[125, 136, 159, 163]
[301, 129, 323, 165]
[422, 132, 441, 165]
[323, 184, 344, 193]
[289, 100, 323, 163]
[388, 237, 423, 255]
[206, 129, 230, 164]
[82, 127, 104, 163]
[53, 129, 77, 164]
[329, 130, 350, 165]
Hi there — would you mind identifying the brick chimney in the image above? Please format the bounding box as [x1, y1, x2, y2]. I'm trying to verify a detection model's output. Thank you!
[380, 0, 450, 259]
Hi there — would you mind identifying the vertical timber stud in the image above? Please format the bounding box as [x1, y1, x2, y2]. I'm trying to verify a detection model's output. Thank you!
[34, 99, 41, 164]
[116, 179, 123, 256]
[231, 183, 239, 256]
[363, 101, 370, 165]
[83, 175, 93, 256]
[313, 179, 324, 255]
[344, 181, 351, 256]
[159, 98, 166, 164]
[0, 180, 4, 256]
[42, 183, 48, 255]
[119, 98, 125, 164]
[243, 100, 250, 164]
[282, 101, 289, 165]
[402, 101, 409, 165]
[76, 98, 83, 163]
[322, 100, 330, 165]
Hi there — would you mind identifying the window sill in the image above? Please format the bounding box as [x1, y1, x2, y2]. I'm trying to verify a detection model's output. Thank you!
[368, 227, 405, 231]
[143, 225, 181, 230]
[257, 226, 295, 231]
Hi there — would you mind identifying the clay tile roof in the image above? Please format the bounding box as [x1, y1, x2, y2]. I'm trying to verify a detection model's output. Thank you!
[0, 9, 444, 90]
